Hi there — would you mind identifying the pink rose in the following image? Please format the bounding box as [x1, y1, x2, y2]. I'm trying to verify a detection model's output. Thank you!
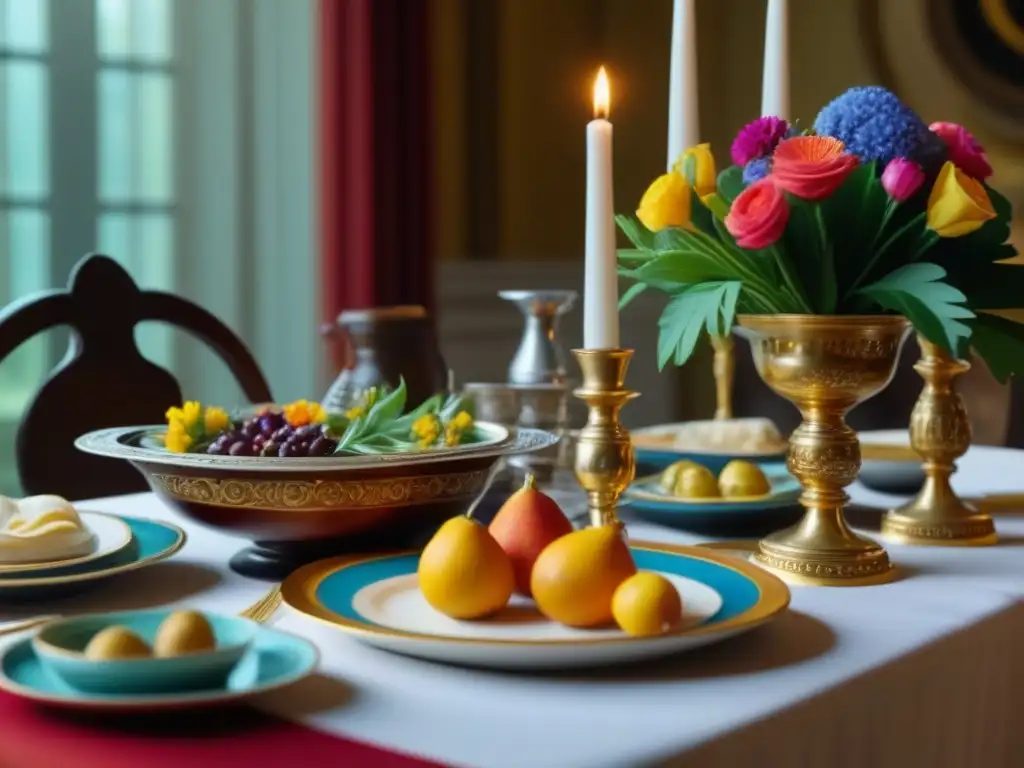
[929, 122, 993, 180]
[725, 179, 790, 250]
[881, 158, 925, 202]
[771, 136, 859, 201]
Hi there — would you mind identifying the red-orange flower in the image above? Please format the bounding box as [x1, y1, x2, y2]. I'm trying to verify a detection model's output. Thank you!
[725, 179, 790, 250]
[771, 136, 859, 200]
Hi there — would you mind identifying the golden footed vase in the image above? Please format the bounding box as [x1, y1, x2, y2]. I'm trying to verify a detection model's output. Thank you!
[881, 336, 997, 547]
[737, 315, 912, 587]
[572, 349, 638, 528]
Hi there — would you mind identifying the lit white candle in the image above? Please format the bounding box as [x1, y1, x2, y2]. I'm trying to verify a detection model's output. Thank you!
[584, 67, 619, 350]
[761, 0, 789, 119]
[667, 0, 699, 171]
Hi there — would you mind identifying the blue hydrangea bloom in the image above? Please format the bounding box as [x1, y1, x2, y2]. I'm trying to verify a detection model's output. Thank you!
[742, 157, 771, 184]
[813, 86, 946, 169]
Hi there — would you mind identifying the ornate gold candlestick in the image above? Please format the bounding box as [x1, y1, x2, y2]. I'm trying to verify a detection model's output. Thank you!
[572, 349, 638, 527]
[711, 334, 735, 420]
[737, 315, 911, 587]
[881, 336, 997, 546]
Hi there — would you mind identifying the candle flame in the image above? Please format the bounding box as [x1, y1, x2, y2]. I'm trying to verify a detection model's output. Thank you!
[593, 66, 610, 119]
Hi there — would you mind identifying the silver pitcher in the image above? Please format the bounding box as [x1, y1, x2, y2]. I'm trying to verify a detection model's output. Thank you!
[499, 290, 577, 385]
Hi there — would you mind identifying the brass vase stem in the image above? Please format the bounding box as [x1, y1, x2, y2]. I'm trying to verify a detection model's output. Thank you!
[710, 334, 735, 420]
[572, 349, 639, 527]
[881, 336, 997, 546]
[738, 314, 912, 587]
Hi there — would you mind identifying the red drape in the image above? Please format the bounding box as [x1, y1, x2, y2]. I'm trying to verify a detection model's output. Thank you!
[318, 0, 435, 370]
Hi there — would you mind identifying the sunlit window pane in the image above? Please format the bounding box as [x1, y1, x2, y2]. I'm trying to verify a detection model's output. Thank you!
[97, 211, 131, 264]
[136, 72, 172, 202]
[1, 0, 48, 53]
[0, 207, 50, 411]
[96, 0, 129, 59]
[130, 0, 171, 62]
[2, 61, 48, 198]
[98, 69, 131, 202]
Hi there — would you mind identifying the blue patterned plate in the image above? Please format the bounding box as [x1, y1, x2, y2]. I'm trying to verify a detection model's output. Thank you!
[0, 517, 185, 600]
[281, 543, 790, 670]
[0, 625, 317, 712]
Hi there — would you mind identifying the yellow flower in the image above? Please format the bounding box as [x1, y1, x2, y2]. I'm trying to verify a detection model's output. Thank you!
[181, 401, 202, 427]
[204, 406, 230, 433]
[164, 420, 192, 453]
[926, 161, 997, 238]
[165, 405, 185, 423]
[637, 172, 692, 232]
[672, 143, 717, 199]
[411, 414, 441, 447]
[345, 406, 364, 420]
[444, 410, 474, 447]
[283, 399, 327, 427]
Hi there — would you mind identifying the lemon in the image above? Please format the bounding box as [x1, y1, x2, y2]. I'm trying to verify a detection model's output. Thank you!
[612, 572, 683, 637]
[658, 460, 699, 493]
[418, 516, 515, 620]
[672, 465, 720, 499]
[531, 523, 636, 628]
[153, 611, 217, 657]
[84, 626, 152, 660]
[718, 460, 770, 497]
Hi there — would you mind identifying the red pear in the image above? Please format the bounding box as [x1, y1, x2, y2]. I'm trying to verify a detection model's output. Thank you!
[489, 474, 573, 596]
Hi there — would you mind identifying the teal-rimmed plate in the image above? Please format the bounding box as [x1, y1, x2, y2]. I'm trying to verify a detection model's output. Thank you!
[632, 420, 788, 473]
[625, 462, 800, 530]
[0, 625, 317, 712]
[0, 517, 185, 600]
[282, 543, 790, 670]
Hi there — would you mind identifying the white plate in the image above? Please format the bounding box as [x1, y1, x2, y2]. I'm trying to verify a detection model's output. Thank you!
[283, 542, 791, 671]
[0, 511, 133, 574]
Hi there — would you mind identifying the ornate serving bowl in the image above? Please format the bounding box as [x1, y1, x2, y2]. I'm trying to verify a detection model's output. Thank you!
[76, 424, 558, 580]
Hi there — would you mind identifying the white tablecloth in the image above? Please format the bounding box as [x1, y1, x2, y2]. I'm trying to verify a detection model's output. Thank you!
[4, 444, 1024, 767]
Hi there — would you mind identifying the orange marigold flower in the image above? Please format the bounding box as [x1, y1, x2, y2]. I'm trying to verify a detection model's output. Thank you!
[283, 399, 327, 427]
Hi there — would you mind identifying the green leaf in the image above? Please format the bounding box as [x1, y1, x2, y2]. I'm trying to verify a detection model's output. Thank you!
[616, 215, 656, 250]
[716, 166, 745, 204]
[688, 189, 717, 237]
[969, 312, 1024, 384]
[701, 193, 731, 221]
[823, 162, 888, 293]
[385, 393, 444, 435]
[681, 153, 698, 188]
[782, 199, 835, 313]
[858, 262, 974, 354]
[656, 282, 739, 369]
[359, 377, 408, 435]
[619, 282, 647, 310]
[635, 248, 737, 285]
[616, 248, 658, 269]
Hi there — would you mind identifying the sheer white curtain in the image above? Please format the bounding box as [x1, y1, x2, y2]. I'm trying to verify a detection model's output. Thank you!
[0, 0, 319, 495]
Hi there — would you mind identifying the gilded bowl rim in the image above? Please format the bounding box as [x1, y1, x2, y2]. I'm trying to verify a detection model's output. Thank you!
[74, 423, 559, 473]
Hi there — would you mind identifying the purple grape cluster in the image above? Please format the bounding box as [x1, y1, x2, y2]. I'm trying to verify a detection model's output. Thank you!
[205, 411, 338, 457]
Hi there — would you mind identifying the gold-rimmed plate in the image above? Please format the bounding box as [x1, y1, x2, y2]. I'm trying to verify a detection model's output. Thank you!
[282, 543, 790, 670]
[0, 511, 133, 575]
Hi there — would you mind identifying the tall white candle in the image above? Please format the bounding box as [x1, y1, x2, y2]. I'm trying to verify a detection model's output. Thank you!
[584, 67, 619, 350]
[761, 0, 790, 119]
[667, 0, 699, 171]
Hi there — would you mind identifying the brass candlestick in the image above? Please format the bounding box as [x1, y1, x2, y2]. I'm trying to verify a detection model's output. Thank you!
[881, 335, 997, 546]
[711, 334, 735, 420]
[572, 349, 639, 527]
[738, 314, 911, 587]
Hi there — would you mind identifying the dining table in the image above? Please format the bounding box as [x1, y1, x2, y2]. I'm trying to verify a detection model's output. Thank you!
[2, 439, 1023, 768]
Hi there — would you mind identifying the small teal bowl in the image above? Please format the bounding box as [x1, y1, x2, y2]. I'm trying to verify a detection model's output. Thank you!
[32, 610, 256, 695]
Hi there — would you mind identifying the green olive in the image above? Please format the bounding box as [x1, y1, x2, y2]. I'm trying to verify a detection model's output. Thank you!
[672, 465, 721, 499]
[718, 460, 770, 498]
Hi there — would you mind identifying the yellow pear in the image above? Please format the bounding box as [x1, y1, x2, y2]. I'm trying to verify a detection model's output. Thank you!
[612, 571, 683, 637]
[418, 516, 515, 620]
[672, 465, 720, 499]
[84, 626, 151, 660]
[659, 460, 699, 493]
[530, 523, 637, 628]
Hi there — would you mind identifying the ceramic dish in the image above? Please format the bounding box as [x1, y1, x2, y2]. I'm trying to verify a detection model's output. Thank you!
[0, 625, 317, 712]
[858, 429, 923, 494]
[33, 610, 257, 695]
[631, 421, 787, 473]
[0, 511, 133, 576]
[0, 517, 184, 600]
[76, 425, 558, 580]
[623, 462, 802, 533]
[281, 543, 790, 671]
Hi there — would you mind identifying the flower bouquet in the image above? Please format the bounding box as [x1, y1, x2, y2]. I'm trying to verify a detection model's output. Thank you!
[618, 86, 1024, 381]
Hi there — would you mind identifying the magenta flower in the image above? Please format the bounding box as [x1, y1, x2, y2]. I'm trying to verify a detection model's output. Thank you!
[929, 121, 993, 180]
[730, 116, 790, 167]
[881, 158, 925, 202]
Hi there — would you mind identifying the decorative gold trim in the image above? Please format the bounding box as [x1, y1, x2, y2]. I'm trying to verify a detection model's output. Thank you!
[280, 541, 791, 648]
[0, 521, 186, 590]
[880, 515, 997, 547]
[148, 469, 491, 510]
